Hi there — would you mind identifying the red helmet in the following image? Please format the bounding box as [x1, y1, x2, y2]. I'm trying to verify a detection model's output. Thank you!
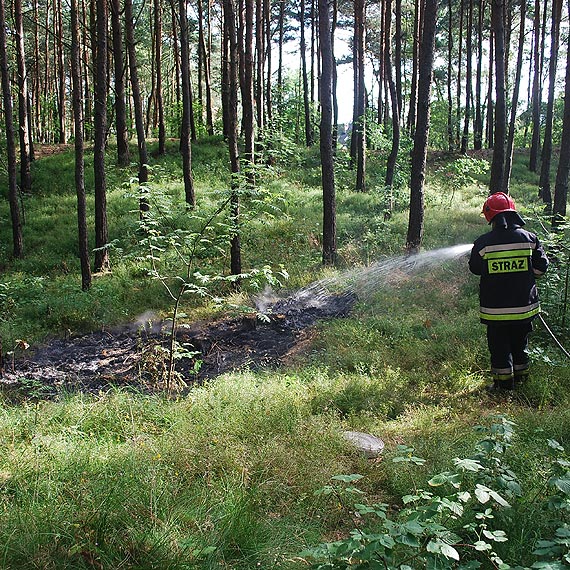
[482, 192, 516, 223]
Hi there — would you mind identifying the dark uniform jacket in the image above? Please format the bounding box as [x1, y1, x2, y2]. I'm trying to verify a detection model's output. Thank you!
[469, 213, 549, 325]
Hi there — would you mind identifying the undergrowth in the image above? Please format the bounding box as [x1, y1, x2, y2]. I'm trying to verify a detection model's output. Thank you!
[0, 141, 569, 568]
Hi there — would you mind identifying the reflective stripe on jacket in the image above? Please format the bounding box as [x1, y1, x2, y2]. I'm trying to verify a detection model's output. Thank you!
[469, 226, 549, 325]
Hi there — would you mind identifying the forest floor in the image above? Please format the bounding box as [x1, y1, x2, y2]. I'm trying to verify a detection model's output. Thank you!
[0, 288, 356, 399]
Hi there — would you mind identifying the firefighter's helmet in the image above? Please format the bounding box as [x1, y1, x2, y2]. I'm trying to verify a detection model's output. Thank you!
[482, 192, 516, 223]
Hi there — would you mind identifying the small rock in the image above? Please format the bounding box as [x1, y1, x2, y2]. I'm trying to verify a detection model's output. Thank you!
[343, 431, 385, 458]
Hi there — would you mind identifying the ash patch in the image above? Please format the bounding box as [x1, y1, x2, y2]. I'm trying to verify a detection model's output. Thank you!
[1, 291, 356, 399]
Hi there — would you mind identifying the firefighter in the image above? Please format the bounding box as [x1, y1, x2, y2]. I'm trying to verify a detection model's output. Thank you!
[469, 192, 549, 391]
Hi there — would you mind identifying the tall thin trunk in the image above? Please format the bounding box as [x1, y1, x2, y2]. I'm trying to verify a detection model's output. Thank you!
[553, 0, 570, 221]
[473, 0, 484, 149]
[460, 0, 473, 154]
[155, 0, 166, 152]
[222, 0, 242, 275]
[447, 0, 454, 150]
[14, 0, 32, 193]
[71, 0, 92, 290]
[354, 0, 366, 191]
[198, 0, 214, 136]
[125, 0, 150, 213]
[407, 0, 421, 133]
[395, 0, 403, 116]
[319, 0, 336, 265]
[385, 0, 400, 189]
[406, 0, 438, 253]
[503, 0, 526, 193]
[486, 26, 494, 147]
[56, 0, 66, 143]
[255, 0, 265, 135]
[538, 0, 562, 208]
[179, 0, 196, 205]
[456, 0, 464, 147]
[300, 0, 314, 146]
[277, 0, 285, 111]
[93, 0, 110, 272]
[110, 0, 130, 166]
[0, 0, 23, 258]
[489, 0, 506, 193]
[529, 0, 542, 171]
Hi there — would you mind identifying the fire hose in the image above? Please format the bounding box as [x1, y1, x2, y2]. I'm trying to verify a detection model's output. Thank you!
[538, 313, 570, 359]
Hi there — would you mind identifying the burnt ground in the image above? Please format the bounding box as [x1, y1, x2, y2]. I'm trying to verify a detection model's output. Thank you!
[0, 291, 356, 399]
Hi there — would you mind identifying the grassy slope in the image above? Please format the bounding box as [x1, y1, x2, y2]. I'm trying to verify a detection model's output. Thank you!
[0, 141, 569, 568]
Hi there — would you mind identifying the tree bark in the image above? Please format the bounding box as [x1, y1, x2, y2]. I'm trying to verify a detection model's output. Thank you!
[71, 0, 92, 290]
[14, 0, 32, 193]
[538, 0, 562, 208]
[447, 0, 454, 151]
[473, 0, 484, 150]
[489, 0, 506, 193]
[407, 0, 421, 134]
[93, 0, 110, 272]
[110, 0, 131, 166]
[406, 0, 438, 253]
[179, 0, 196, 206]
[460, 0, 473, 154]
[385, 0, 400, 189]
[319, 0, 336, 265]
[125, 0, 150, 212]
[553, 0, 570, 220]
[222, 0, 242, 275]
[0, 0, 24, 258]
[503, 0, 526, 193]
[154, 0, 167, 152]
[354, 0, 366, 191]
[300, 0, 314, 146]
[529, 0, 542, 171]
[55, 0, 66, 143]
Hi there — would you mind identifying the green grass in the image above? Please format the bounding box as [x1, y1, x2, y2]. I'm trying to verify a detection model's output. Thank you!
[0, 141, 570, 568]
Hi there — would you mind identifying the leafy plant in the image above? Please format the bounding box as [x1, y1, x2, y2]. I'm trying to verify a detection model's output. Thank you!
[302, 416, 570, 569]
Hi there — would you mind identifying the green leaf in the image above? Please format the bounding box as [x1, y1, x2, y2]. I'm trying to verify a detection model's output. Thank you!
[474, 541, 492, 551]
[453, 458, 484, 472]
[441, 544, 460, 561]
[331, 474, 364, 483]
[550, 476, 570, 495]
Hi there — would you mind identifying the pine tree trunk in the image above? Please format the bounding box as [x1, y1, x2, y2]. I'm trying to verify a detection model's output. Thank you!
[300, 0, 314, 146]
[489, 0, 506, 193]
[407, 0, 421, 134]
[538, 0, 562, 208]
[553, 0, 570, 221]
[385, 0, 400, 189]
[473, 0, 484, 150]
[503, 0, 525, 193]
[319, 0, 336, 265]
[241, 0, 256, 177]
[447, 0, 454, 151]
[110, 0, 130, 166]
[460, 0, 473, 154]
[93, 0, 110, 272]
[125, 0, 150, 214]
[14, 0, 32, 193]
[222, 0, 242, 275]
[71, 0, 92, 290]
[529, 0, 542, 171]
[406, 0, 438, 253]
[179, 0, 196, 206]
[0, 0, 23, 258]
[154, 0, 166, 152]
[354, 0, 366, 191]
[56, 0, 66, 143]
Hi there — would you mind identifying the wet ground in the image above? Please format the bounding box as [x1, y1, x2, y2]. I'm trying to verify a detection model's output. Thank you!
[0, 291, 356, 399]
